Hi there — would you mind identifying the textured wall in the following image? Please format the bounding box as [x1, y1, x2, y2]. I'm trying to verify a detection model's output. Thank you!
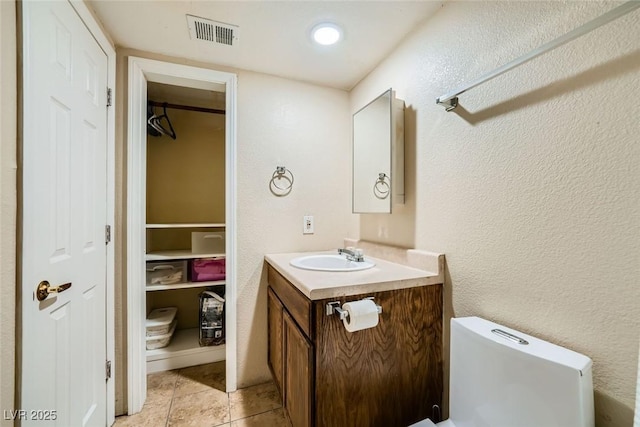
[146, 108, 226, 225]
[114, 48, 128, 415]
[635, 342, 640, 426]
[350, 2, 639, 426]
[0, 0, 17, 424]
[235, 70, 355, 385]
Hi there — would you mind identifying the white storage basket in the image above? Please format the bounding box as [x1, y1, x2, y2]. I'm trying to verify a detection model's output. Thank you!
[146, 261, 187, 286]
[191, 231, 225, 254]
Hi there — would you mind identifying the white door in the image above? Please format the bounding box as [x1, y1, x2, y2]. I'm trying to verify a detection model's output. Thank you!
[21, 1, 109, 426]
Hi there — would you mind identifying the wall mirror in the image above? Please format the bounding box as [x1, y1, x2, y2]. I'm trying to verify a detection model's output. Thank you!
[352, 88, 404, 213]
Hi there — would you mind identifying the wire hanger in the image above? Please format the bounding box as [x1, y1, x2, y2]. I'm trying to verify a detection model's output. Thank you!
[147, 102, 176, 140]
[147, 104, 161, 137]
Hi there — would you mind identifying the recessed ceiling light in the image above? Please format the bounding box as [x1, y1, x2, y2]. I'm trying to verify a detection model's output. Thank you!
[311, 23, 342, 46]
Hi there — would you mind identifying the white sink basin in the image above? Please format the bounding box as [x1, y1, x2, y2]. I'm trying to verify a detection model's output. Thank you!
[290, 254, 375, 272]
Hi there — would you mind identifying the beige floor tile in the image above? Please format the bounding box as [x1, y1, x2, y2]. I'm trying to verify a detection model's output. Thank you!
[168, 388, 230, 427]
[229, 382, 282, 421]
[146, 370, 179, 406]
[114, 401, 169, 427]
[230, 408, 289, 427]
[174, 361, 226, 397]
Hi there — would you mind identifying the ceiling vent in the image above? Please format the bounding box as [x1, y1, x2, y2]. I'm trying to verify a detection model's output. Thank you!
[186, 15, 238, 46]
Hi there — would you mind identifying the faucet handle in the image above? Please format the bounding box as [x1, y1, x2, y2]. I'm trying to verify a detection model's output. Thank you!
[354, 248, 363, 257]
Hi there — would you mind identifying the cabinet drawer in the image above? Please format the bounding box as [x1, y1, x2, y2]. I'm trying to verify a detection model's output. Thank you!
[267, 266, 312, 338]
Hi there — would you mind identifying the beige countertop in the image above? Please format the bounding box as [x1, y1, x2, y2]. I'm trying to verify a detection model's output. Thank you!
[264, 251, 443, 300]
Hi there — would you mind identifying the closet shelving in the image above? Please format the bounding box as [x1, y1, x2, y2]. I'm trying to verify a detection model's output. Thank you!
[146, 222, 226, 228]
[146, 223, 226, 262]
[145, 223, 226, 291]
[146, 328, 226, 373]
[145, 223, 227, 372]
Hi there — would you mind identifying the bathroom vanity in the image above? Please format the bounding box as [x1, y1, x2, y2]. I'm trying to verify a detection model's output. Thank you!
[265, 251, 444, 427]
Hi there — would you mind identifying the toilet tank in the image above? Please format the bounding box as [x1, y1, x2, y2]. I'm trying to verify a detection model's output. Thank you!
[449, 317, 594, 427]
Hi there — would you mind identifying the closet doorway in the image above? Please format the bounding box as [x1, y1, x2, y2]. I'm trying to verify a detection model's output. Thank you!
[126, 57, 237, 414]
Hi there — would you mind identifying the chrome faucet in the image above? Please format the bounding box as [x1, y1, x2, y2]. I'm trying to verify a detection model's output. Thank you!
[338, 247, 365, 262]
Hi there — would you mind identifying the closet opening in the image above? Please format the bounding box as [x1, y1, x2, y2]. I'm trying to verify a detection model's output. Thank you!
[126, 57, 237, 414]
[145, 81, 227, 373]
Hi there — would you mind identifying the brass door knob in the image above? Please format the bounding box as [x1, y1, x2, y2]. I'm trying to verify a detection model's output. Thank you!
[36, 281, 72, 302]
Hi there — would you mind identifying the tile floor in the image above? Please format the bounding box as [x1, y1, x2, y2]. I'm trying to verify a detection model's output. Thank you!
[114, 362, 290, 427]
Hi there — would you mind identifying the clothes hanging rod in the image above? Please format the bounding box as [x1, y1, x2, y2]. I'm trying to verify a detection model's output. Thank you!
[436, 1, 640, 111]
[148, 100, 225, 115]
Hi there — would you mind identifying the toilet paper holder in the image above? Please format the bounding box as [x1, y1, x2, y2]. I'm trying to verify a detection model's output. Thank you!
[325, 297, 382, 320]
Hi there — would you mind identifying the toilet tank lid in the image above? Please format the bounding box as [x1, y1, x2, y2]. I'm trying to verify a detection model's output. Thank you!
[453, 317, 592, 373]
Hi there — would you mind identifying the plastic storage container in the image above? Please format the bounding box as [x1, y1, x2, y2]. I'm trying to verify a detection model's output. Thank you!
[146, 261, 187, 286]
[191, 257, 226, 282]
[146, 307, 178, 337]
[191, 231, 225, 254]
[146, 320, 177, 350]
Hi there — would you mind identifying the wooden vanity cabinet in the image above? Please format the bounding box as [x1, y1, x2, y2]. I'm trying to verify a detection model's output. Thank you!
[267, 268, 314, 427]
[267, 265, 443, 427]
[267, 288, 284, 396]
[283, 311, 314, 427]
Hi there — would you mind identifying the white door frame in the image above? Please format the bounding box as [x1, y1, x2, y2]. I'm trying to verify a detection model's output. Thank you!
[19, 0, 116, 424]
[126, 56, 238, 413]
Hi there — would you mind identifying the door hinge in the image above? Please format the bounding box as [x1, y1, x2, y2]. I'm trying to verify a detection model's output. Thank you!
[105, 225, 111, 245]
[107, 87, 112, 107]
[106, 360, 112, 381]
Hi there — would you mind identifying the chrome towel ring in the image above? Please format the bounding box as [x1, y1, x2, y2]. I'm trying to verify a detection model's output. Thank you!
[270, 166, 294, 197]
[373, 173, 390, 199]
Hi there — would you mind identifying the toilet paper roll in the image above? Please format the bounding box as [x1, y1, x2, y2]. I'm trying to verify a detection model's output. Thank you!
[342, 299, 379, 332]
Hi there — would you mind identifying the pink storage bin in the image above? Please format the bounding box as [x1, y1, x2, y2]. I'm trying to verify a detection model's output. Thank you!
[191, 257, 226, 282]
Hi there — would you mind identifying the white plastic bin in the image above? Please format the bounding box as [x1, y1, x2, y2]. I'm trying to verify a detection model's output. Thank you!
[146, 307, 178, 337]
[146, 261, 187, 286]
[191, 231, 225, 254]
[146, 319, 177, 350]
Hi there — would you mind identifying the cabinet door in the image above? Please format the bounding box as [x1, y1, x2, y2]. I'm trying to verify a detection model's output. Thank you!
[284, 311, 313, 427]
[267, 288, 284, 399]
